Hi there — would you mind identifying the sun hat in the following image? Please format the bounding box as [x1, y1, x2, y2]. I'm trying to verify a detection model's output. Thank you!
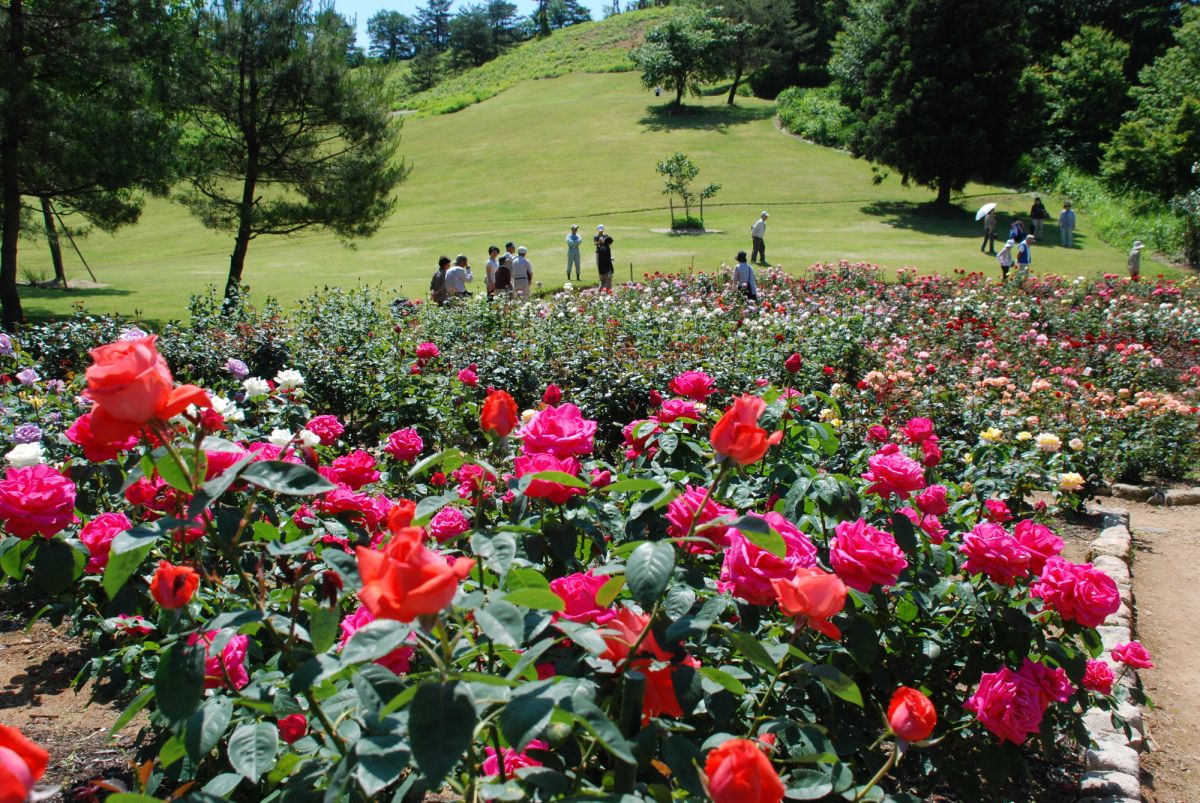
[571, 224, 578, 230]
[597, 224, 605, 231]
[1132, 240, 1145, 251]
[1003, 239, 1015, 247]
[1064, 201, 1072, 207]
[517, 246, 527, 255]
[761, 211, 769, 217]
[1025, 234, 1035, 241]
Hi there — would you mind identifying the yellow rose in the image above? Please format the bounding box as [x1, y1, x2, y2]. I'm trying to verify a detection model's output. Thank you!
[1058, 472, 1085, 492]
[980, 427, 1003, 442]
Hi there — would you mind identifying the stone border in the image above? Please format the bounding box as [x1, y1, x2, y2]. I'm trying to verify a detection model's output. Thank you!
[1077, 506, 1145, 803]
[1109, 483, 1200, 506]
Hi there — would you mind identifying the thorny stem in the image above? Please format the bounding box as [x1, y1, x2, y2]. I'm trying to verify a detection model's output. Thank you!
[852, 745, 898, 802]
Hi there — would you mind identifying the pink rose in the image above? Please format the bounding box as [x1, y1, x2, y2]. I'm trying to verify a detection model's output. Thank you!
[205, 448, 251, 480]
[1012, 520, 1063, 574]
[861, 447, 926, 500]
[964, 666, 1045, 745]
[338, 606, 413, 673]
[914, 485, 949, 516]
[719, 513, 818, 605]
[920, 514, 947, 544]
[829, 518, 908, 592]
[428, 506, 471, 543]
[959, 522, 1031, 586]
[1081, 660, 1115, 695]
[668, 370, 716, 401]
[384, 428, 424, 462]
[654, 398, 700, 424]
[0, 465, 78, 539]
[305, 415, 344, 445]
[1018, 658, 1073, 706]
[329, 450, 380, 490]
[665, 485, 736, 554]
[1030, 557, 1119, 627]
[622, 419, 660, 454]
[1111, 641, 1154, 669]
[984, 499, 1013, 523]
[901, 417, 935, 444]
[115, 613, 154, 636]
[515, 453, 585, 505]
[79, 512, 133, 573]
[590, 469, 612, 489]
[188, 630, 250, 690]
[866, 424, 890, 443]
[920, 436, 943, 468]
[550, 571, 616, 624]
[482, 739, 548, 778]
[316, 485, 389, 531]
[458, 367, 479, 387]
[415, 342, 440, 360]
[517, 404, 597, 458]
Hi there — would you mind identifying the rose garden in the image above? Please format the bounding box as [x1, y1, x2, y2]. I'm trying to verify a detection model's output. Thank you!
[0, 264, 1196, 801]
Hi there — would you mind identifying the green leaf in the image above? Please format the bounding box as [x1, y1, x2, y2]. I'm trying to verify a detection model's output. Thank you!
[308, 606, 339, 654]
[413, 492, 460, 524]
[110, 686, 155, 736]
[787, 768, 834, 799]
[891, 511, 917, 553]
[567, 700, 634, 764]
[408, 447, 464, 479]
[472, 531, 517, 578]
[475, 600, 524, 648]
[722, 628, 777, 673]
[506, 567, 550, 591]
[159, 734, 186, 768]
[189, 457, 254, 518]
[105, 794, 167, 803]
[0, 537, 32, 580]
[228, 722, 279, 782]
[33, 537, 84, 594]
[603, 478, 665, 493]
[102, 523, 162, 599]
[626, 541, 675, 609]
[698, 666, 747, 695]
[595, 575, 625, 607]
[341, 619, 413, 666]
[554, 621, 608, 654]
[240, 460, 335, 496]
[185, 695, 233, 760]
[155, 641, 205, 724]
[500, 687, 557, 751]
[729, 515, 786, 558]
[808, 664, 863, 707]
[527, 470, 589, 489]
[355, 735, 409, 796]
[409, 681, 477, 786]
[202, 772, 243, 796]
[505, 587, 566, 612]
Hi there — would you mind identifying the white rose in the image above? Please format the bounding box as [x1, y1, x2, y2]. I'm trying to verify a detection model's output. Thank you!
[209, 394, 245, 423]
[268, 428, 294, 447]
[1034, 433, 1062, 453]
[5, 442, 45, 468]
[1069, 438, 1085, 451]
[242, 377, 270, 398]
[274, 369, 304, 391]
[297, 429, 321, 448]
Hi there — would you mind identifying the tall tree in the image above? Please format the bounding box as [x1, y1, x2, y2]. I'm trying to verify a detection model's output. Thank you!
[177, 0, 407, 307]
[448, 4, 498, 69]
[831, 0, 1028, 205]
[367, 10, 415, 61]
[1038, 26, 1130, 169]
[0, 0, 181, 329]
[548, 0, 590, 29]
[484, 0, 520, 48]
[407, 36, 441, 90]
[711, 0, 807, 104]
[631, 11, 734, 107]
[415, 0, 454, 51]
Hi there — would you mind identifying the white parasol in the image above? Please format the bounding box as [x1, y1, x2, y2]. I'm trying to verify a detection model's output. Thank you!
[975, 202, 997, 221]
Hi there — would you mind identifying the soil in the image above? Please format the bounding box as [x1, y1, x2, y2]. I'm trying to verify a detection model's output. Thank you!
[0, 616, 135, 801]
[1098, 496, 1200, 802]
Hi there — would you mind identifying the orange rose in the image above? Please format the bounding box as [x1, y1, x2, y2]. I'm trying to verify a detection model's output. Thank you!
[887, 686, 937, 742]
[85, 335, 211, 443]
[600, 607, 697, 722]
[480, 390, 519, 437]
[386, 499, 417, 533]
[704, 738, 785, 803]
[710, 395, 782, 465]
[150, 560, 199, 609]
[770, 567, 847, 638]
[356, 526, 474, 622]
[0, 725, 49, 803]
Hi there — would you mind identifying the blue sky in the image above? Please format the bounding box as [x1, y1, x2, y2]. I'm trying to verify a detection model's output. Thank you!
[334, 0, 609, 48]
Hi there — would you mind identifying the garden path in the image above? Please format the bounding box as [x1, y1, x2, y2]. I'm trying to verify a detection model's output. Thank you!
[1111, 497, 1200, 801]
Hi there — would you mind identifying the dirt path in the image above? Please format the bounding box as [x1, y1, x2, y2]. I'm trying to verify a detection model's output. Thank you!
[1104, 497, 1200, 801]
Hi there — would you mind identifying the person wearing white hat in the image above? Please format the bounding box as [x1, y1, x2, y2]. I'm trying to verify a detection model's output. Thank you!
[996, 238, 1015, 282]
[511, 246, 533, 298]
[566, 225, 583, 281]
[1127, 240, 1145, 282]
[1016, 234, 1035, 280]
[594, 225, 614, 290]
[750, 211, 769, 264]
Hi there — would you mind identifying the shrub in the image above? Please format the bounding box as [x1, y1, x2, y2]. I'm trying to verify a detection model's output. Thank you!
[776, 86, 852, 148]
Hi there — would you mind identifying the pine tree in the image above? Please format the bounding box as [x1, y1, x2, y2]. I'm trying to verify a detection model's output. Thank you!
[415, 0, 454, 51]
[367, 10, 415, 61]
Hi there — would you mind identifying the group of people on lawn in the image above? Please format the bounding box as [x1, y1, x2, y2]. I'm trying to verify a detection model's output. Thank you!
[430, 225, 616, 304]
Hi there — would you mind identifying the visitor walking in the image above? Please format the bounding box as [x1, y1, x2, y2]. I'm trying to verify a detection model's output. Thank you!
[1030, 197, 1049, 239]
[1008, 218, 1025, 245]
[511, 246, 533, 298]
[445, 255, 473, 298]
[484, 245, 500, 297]
[494, 255, 513, 294]
[566, 225, 582, 281]
[595, 225, 614, 290]
[750, 211, 769, 264]
[1128, 240, 1145, 281]
[1058, 201, 1076, 247]
[732, 251, 758, 301]
[981, 208, 997, 253]
[996, 238, 1015, 282]
[429, 256, 451, 306]
[1016, 234, 1035, 279]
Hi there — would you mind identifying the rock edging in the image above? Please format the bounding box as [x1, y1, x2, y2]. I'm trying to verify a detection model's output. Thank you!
[1109, 483, 1200, 506]
[1077, 506, 1145, 803]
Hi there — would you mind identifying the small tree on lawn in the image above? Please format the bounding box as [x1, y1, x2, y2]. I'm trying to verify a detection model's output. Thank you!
[631, 11, 732, 107]
[178, 0, 408, 309]
[656, 152, 719, 229]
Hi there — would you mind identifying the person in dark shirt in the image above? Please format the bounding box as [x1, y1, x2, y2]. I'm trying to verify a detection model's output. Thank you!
[594, 225, 614, 290]
[494, 254, 513, 294]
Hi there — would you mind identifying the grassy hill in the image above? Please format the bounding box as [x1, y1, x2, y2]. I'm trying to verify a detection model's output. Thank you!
[16, 24, 1172, 322]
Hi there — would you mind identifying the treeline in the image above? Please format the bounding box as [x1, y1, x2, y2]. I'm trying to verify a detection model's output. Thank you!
[0, 0, 408, 330]
[632, 0, 1199, 263]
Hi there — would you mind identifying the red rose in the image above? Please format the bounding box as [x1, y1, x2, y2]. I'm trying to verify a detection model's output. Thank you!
[356, 527, 474, 622]
[277, 715, 307, 745]
[480, 390, 519, 437]
[542, 383, 562, 405]
[704, 738, 785, 803]
[66, 412, 140, 461]
[711, 395, 782, 465]
[771, 567, 846, 638]
[150, 560, 199, 609]
[784, 352, 802, 373]
[887, 686, 937, 742]
[0, 725, 49, 803]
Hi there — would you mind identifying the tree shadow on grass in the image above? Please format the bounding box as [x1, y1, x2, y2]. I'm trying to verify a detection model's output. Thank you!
[860, 200, 980, 239]
[18, 284, 138, 322]
[638, 103, 775, 134]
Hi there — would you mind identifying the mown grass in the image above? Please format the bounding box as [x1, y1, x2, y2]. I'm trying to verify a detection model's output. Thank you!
[16, 69, 1182, 324]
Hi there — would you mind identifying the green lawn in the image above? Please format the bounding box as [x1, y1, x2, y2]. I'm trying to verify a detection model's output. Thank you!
[17, 71, 1170, 323]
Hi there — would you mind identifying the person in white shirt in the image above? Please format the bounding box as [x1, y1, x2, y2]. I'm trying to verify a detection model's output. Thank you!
[445, 255, 473, 297]
[732, 250, 758, 301]
[511, 246, 533, 298]
[484, 245, 500, 297]
[750, 211, 769, 264]
[565, 225, 582, 281]
[1058, 202, 1076, 247]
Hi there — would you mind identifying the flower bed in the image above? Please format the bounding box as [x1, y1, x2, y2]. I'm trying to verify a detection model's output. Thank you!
[0, 278, 1177, 800]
